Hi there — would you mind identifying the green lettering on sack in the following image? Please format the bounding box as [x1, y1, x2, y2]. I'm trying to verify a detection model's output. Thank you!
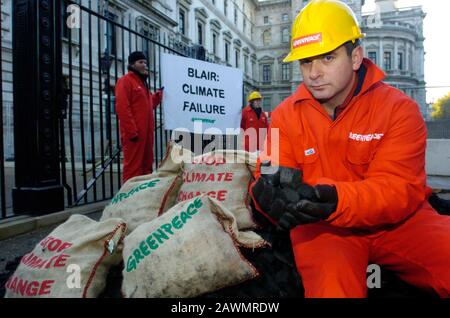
[194, 197, 203, 209]
[187, 204, 198, 216]
[126, 256, 137, 272]
[146, 235, 159, 250]
[161, 223, 174, 235]
[153, 229, 170, 244]
[139, 241, 150, 256]
[109, 179, 161, 206]
[180, 212, 191, 224]
[126, 198, 205, 272]
[133, 250, 144, 264]
[172, 216, 183, 230]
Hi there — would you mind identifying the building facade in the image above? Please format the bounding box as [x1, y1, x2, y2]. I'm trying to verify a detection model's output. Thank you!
[361, 0, 427, 117]
[0, 0, 428, 160]
[253, 0, 426, 115]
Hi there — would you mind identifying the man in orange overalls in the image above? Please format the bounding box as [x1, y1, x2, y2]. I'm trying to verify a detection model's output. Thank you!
[116, 52, 163, 182]
[251, 0, 450, 298]
[240, 91, 269, 153]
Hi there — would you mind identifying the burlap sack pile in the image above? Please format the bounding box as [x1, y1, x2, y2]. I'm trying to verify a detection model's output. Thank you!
[100, 173, 182, 233]
[177, 150, 258, 229]
[157, 141, 194, 176]
[4, 215, 126, 298]
[122, 195, 267, 298]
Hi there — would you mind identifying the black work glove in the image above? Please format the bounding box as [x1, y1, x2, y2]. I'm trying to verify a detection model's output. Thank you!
[278, 184, 338, 231]
[251, 161, 317, 223]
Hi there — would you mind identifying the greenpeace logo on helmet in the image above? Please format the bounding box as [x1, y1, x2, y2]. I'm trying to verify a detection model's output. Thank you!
[292, 33, 322, 48]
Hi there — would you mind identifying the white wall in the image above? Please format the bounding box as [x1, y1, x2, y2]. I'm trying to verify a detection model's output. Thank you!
[426, 139, 450, 176]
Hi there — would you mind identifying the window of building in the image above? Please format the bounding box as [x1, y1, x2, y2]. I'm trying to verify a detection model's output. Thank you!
[105, 12, 117, 56]
[282, 28, 289, 43]
[263, 96, 272, 111]
[282, 63, 290, 81]
[140, 20, 160, 41]
[384, 51, 392, 70]
[282, 13, 289, 22]
[252, 61, 256, 80]
[398, 52, 404, 70]
[212, 0, 215, 4]
[212, 33, 218, 55]
[368, 51, 377, 65]
[244, 55, 249, 75]
[234, 6, 238, 24]
[197, 22, 203, 45]
[243, 18, 246, 33]
[235, 50, 240, 68]
[225, 41, 230, 64]
[409, 51, 413, 71]
[179, 9, 186, 35]
[263, 29, 271, 46]
[264, 16, 269, 24]
[139, 20, 160, 61]
[263, 64, 271, 83]
[224, 0, 228, 16]
[141, 31, 150, 61]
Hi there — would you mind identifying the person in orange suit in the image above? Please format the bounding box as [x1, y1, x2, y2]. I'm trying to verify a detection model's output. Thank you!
[250, 0, 450, 298]
[116, 51, 163, 182]
[240, 91, 269, 153]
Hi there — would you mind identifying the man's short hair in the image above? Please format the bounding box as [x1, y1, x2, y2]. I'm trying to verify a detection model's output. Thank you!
[343, 39, 361, 57]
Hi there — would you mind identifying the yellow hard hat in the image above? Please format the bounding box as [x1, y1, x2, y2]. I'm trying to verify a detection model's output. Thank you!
[283, 0, 365, 62]
[248, 91, 262, 102]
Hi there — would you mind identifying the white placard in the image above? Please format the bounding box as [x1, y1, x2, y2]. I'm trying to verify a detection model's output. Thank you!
[161, 53, 243, 135]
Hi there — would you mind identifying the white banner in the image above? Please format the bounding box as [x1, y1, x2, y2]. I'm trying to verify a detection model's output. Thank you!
[161, 53, 243, 135]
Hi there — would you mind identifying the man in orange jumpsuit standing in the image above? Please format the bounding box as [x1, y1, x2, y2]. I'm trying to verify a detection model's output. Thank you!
[116, 51, 163, 182]
[240, 91, 269, 152]
[251, 0, 450, 298]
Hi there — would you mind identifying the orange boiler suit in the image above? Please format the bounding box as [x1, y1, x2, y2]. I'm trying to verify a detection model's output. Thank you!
[115, 71, 162, 182]
[250, 59, 450, 298]
[240, 105, 269, 152]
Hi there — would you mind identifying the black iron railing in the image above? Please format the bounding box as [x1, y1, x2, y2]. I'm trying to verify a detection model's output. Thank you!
[60, 0, 186, 208]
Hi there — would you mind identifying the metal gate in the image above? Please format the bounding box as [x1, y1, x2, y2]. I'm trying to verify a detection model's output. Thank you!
[59, 0, 187, 208]
[4, 0, 192, 218]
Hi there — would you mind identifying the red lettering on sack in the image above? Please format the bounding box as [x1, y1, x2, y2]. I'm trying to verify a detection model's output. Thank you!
[39, 236, 53, 248]
[5, 276, 55, 297]
[183, 171, 234, 183]
[224, 172, 233, 181]
[192, 155, 226, 166]
[6, 276, 17, 290]
[178, 190, 228, 202]
[53, 254, 70, 267]
[20, 252, 71, 269]
[215, 190, 227, 201]
[26, 281, 40, 296]
[57, 242, 73, 253]
[45, 255, 59, 269]
[40, 237, 73, 253]
[17, 278, 28, 296]
[39, 280, 54, 296]
[47, 239, 62, 252]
